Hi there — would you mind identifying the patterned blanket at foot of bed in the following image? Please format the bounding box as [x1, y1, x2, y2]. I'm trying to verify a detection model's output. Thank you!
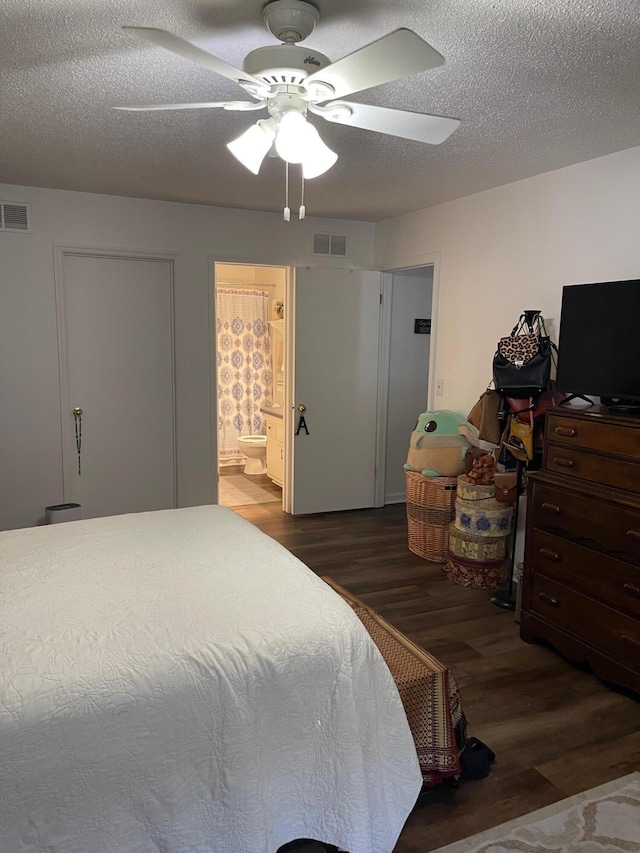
[322, 577, 465, 788]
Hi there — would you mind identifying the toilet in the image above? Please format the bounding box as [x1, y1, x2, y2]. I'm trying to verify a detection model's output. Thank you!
[237, 435, 267, 475]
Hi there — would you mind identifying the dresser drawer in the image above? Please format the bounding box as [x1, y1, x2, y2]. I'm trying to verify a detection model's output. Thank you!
[531, 482, 640, 566]
[531, 574, 640, 672]
[545, 443, 640, 492]
[529, 529, 640, 619]
[547, 413, 640, 459]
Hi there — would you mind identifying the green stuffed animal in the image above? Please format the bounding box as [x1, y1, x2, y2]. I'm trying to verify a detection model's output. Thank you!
[404, 410, 480, 477]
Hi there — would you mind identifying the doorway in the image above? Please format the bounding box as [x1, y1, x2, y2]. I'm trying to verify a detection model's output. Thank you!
[214, 262, 288, 512]
[212, 261, 431, 516]
[382, 265, 435, 504]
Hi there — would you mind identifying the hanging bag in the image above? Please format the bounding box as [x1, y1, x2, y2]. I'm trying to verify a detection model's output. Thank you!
[503, 409, 535, 461]
[492, 310, 556, 398]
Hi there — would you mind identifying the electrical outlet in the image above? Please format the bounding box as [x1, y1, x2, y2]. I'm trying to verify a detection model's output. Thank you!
[435, 379, 444, 397]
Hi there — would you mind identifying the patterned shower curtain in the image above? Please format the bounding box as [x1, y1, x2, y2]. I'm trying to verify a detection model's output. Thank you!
[217, 287, 272, 464]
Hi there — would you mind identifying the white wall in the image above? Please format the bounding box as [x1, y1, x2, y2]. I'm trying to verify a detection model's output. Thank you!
[384, 267, 433, 503]
[375, 145, 640, 417]
[0, 184, 374, 530]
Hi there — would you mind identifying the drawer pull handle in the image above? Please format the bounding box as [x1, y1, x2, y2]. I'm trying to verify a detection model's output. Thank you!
[538, 592, 559, 607]
[541, 502, 561, 514]
[553, 456, 575, 468]
[623, 583, 640, 599]
[626, 529, 640, 543]
[539, 548, 560, 561]
[554, 427, 577, 437]
[621, 634, 640, 651]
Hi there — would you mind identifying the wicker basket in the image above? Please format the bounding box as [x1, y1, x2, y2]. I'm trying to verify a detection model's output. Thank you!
[405, 471, 457, 562]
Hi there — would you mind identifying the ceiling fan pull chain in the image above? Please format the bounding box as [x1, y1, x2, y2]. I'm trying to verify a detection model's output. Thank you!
[299, 170, 306, 220]
[284, 161, 291, 222]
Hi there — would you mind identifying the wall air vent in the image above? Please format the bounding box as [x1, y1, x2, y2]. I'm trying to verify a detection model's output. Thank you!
[0, 201, 31, 233]
[313, 232, 347, 257]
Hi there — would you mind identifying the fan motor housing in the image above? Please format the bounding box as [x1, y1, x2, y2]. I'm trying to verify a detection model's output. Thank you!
[262, 0, 320, 43]
[244, 45, 331, 87]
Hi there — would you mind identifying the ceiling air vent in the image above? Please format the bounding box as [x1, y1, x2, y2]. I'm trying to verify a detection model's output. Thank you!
[313, 232, 347, 257]
[0, 201, 31, 233]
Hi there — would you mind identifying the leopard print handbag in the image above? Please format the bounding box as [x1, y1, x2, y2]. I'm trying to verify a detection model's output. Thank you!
[492, 312, 556, 398]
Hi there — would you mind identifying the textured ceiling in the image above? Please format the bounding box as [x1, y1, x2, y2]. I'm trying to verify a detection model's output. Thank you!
[1, 0, 639, 221]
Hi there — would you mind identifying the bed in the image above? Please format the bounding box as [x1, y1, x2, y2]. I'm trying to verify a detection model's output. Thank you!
[0, 505, 423, 853]
[323, 578, 466, 788]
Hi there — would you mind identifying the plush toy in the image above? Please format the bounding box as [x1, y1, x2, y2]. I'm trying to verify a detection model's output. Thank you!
[466, 453, 496, 485]
[404, 410, 480, 477]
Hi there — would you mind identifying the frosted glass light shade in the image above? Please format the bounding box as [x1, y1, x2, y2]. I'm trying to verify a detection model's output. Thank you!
[227, 121, 276, 175]
[274, 111, 309, 164]
[301, 125, 338, 179]
[275, 111, 338, 178]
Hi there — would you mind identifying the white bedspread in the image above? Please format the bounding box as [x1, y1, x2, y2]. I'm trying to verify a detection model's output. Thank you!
[0, 506, 422, 853]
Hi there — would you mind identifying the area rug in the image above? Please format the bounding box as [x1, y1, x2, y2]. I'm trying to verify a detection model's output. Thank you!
[218, 475, 279, 507]
[431, 772, 640, 852]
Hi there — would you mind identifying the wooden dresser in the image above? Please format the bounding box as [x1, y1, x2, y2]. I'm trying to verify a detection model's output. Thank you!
[520, 406, 640, 693]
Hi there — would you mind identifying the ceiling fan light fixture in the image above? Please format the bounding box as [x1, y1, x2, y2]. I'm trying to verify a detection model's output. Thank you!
[227, 119, 277, 174]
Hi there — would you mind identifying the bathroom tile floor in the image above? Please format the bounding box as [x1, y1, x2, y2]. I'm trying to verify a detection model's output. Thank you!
[219, 465, 283, 504]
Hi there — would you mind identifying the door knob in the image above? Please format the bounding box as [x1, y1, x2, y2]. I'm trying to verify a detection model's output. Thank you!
[297, 404, 306, 413]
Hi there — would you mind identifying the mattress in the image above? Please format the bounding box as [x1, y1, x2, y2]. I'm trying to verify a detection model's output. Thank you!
[0, 506, 422, 853]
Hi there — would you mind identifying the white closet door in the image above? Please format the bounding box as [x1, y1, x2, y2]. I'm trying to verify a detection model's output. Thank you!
[58, 253, 175, 519]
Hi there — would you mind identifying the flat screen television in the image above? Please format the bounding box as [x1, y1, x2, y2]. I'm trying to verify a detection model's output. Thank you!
[556, 279, 640, 412]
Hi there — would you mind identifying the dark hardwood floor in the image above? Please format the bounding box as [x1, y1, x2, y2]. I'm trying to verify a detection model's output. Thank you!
[233, 502, 640, 853]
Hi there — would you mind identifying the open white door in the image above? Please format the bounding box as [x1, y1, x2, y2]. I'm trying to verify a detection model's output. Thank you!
[290, 268, 382, 514]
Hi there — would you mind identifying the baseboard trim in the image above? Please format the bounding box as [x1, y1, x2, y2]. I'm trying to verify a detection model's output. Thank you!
[384, 493, 406, 505]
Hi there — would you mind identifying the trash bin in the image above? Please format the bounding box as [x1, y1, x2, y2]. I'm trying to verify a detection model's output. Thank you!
[45, 503, 82, 524]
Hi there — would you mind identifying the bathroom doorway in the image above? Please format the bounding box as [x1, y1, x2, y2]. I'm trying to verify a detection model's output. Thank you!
[214, 262, 288, 512]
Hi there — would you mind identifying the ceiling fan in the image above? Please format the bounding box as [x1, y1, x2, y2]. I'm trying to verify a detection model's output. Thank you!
[115, 0, 460, 182]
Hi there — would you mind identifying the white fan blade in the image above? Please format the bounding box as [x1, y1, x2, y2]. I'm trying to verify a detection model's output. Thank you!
[305, 29, 444, 100]
[123, 27, 266, 91]
[114, 101, 262, 112]
[317, 101, 460, 145]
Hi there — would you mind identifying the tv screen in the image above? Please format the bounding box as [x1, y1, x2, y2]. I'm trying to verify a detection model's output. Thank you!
[556, 279, 640, 408]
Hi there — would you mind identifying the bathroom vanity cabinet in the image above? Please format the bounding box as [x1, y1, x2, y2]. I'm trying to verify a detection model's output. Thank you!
[264, 412, 284, 487]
